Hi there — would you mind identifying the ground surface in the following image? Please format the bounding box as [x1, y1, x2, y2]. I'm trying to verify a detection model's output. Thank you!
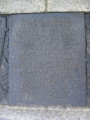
[0, 0, 90, 14]
[0, 105, 90, 120]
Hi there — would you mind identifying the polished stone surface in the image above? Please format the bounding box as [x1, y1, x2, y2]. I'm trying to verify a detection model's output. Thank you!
[9, 13, 86, 106]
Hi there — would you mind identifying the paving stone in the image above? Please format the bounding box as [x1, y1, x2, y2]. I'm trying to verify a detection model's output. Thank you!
[87, 53, 90, 77]
[87, 43, 90, 53]
[0, 0, 45, 14]
[85, 14, 90, 29]
[0, 105, 90, 120]
[85, 13, 90, 107]
[9, 13, 86, 106]
[0, 118, 10, 120]
[0, 16, 8, 103]
[87, 53, 90, 67]
[87, 66, 90, 77]
[87, 79, 90, 88]
[0, 17, 6, 62]
[86, 29, 90, 42]
[87, 94, 90, 106]
[47, 0, 90, 12]
[1, 0, 90, 14]
[87, 88, 90, 93]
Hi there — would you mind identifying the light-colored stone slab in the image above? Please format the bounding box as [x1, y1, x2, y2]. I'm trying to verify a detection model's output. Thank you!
[0, 0, 90, 14]
[0, 105, 90, 120]
[47, 0, 90, 12]
[0, 0, 45, 14]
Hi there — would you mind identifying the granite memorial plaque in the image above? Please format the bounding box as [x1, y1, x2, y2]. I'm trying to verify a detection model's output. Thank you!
[9, 13, 86, 106]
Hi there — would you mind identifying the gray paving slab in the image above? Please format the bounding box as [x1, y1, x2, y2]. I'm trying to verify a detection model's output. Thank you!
[0, 118, 10, 120]
[0, 17, 6, 62]
[87, 94, 90, 106]
[9, 13, 86, 106]
[87, 42, 90, 52]
[86, 13, 90, 106]
[87, 79, 90, 89]
[86, 29, 90, 43]
[85, 14, 90, 29]
[87, 53, 90, 65]
[87, 59, 90, 78]
[0, 16, 8, 103]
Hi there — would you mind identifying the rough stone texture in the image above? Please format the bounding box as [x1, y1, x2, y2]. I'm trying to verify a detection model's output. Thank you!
[85, 14, 90, 29]
[85, 13, 90, 106]
[0, 118, 9, 120]
[0, 16, 9, 104]
[0, 17, 6, 62]
[87, 94, 90, 106]
[9, 13, 86, 106]
[0, 105, 90, 120]
[0, 0, 90, 14]
[47, 0, 90, 12]
[0, 0, 45, 14]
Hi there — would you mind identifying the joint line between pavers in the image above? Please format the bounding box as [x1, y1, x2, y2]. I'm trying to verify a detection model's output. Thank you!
[85, 14, 88, 106]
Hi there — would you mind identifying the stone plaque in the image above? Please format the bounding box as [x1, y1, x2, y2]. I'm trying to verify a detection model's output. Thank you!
[9, 13, 86, 106]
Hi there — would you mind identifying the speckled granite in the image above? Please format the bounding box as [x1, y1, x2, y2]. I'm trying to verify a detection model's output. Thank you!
[0, 0, 90, 14]
[0, 0, 46, 14]
[0, 105, 90, 120]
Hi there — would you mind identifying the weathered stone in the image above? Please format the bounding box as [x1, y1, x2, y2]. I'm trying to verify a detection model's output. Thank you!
[0, 0, 90, 13]
[85, 14, 90, 29]
[0, 17, 6, 62]
[0, 105, 90, 120]
[87, 94, 90, 106]
[0, 118, 9, 120]
[0, 0, 45, 14]
[86, 29, 90, 43]
[87, 53, 90, 66]
[47, 0, 90, 12]
[9, 13, 86, 106]
[87, 66, 90, 77]
[87, 79, 90, 88]
[87, 43, 90, 53]
[0, 16, 8, 103]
